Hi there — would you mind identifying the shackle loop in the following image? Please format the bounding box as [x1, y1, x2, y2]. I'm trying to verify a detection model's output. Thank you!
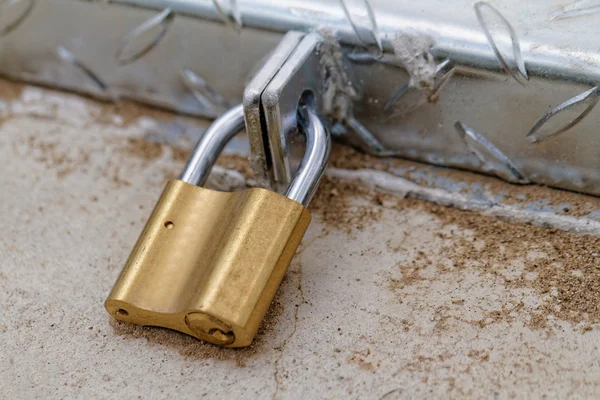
[285, 106, 330, 206]
[179, 104, 330, 207]
[180, 104, 246, 188]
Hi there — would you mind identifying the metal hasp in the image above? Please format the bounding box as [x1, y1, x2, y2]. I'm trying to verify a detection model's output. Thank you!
[0, 0, 599, 196]
[105, 104, 330, 347]
[244, 31, 335, 192]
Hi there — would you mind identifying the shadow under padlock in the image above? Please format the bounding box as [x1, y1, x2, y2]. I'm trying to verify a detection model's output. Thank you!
[105, 104, 330, 348]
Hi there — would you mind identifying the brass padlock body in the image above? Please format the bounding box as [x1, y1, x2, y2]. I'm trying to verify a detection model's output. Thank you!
[105, 180, 310, 347]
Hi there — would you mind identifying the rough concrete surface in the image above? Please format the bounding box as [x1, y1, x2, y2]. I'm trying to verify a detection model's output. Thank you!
[1, 85, 600, 399]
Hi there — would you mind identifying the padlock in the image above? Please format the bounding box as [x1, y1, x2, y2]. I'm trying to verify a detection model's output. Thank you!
[105, 103, 330, 347]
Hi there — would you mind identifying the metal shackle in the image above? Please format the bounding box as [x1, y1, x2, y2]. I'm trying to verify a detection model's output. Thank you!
[180, 104, 330, 207]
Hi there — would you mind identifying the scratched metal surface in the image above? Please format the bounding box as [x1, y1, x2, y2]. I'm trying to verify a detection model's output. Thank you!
[0, 0, 597, 196]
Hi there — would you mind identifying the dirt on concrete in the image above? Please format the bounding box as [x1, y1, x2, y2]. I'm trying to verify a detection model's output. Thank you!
[4, 82, 600, 398]
[303, 168, 600, 331]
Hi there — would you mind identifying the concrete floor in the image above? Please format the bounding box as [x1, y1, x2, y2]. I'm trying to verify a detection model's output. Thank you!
[1, 85, 600, 399]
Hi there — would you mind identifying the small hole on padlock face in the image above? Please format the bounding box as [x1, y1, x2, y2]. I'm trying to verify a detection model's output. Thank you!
[116, 308, 129, 316]
[164, 221, 174, 229]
